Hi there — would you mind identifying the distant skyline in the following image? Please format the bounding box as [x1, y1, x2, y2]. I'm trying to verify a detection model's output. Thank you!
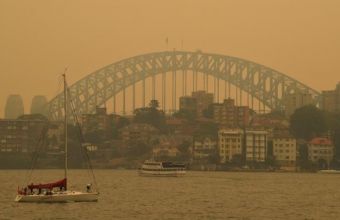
[1, 0, 339, 117]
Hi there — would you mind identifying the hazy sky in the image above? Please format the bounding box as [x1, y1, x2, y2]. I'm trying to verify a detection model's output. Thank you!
[0, 0, 339, 117]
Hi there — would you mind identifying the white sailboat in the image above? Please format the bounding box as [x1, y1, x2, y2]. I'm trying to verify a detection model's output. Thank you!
[15, 74, 99, 202]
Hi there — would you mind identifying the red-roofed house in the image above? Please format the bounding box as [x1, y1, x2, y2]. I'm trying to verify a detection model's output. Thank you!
[308, 137, 334, 168]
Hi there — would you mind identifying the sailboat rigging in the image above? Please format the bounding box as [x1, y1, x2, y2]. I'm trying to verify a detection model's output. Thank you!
[15, 73, 99, 202]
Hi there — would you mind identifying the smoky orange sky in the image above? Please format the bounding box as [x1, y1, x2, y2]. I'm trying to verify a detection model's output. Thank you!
[0, 0, 339, 117]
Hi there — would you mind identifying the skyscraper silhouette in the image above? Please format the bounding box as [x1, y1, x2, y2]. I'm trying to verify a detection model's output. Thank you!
[30, 95, 48, 116]
[4, 94, 24, 119]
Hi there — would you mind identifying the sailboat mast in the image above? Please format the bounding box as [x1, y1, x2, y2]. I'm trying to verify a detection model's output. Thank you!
[63, 73, 68, 182]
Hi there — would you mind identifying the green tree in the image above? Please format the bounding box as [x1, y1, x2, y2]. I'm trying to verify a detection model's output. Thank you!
[111, 117, 130, 139]
[84, 130, 105, 144]
[325, 112, 340, 162]
[173, 109, 196, 121]
[176, 140, 191, 161]
[126, 141, 152, 158]
[289, 105, 327, 140]
[133, 100, 166, 132]
[149, 99, 159, 109]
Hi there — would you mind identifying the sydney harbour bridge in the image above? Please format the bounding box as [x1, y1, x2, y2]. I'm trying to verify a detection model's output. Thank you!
[47, 50, 320, 121]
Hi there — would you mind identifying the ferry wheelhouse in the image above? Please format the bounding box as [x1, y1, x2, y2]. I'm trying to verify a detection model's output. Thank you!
[139, 160, 186, 177]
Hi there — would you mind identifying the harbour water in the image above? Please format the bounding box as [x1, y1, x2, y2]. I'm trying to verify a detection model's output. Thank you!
[1, 170, 340, 219]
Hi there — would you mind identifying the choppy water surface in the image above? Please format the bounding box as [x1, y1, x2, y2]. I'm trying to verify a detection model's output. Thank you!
[1, 170, 340, 219]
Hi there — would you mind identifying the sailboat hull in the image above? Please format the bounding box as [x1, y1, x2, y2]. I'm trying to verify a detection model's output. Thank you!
[15, 191, 98, 203]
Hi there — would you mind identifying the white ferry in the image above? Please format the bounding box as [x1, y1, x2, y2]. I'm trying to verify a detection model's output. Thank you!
[318, 169, 340, 174]
[139, 160, 186, 177]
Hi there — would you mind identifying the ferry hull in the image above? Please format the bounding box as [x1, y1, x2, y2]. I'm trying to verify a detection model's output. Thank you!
[138, 170, 186, 177]
[318, 170, 340, 174]
[15, 191, 98, 203]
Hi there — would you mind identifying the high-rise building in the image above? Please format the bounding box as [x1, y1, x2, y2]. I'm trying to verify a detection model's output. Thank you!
[213, 98, 250, 128]
[179, 96, 197, 115]
[283, 92, 314, 117]
[321, 83, 340, 113]
[30, 95, 48, 116]
[4, 95, 24, 119]
[191, 91, 214, 117]
[179, 91, 214, 118]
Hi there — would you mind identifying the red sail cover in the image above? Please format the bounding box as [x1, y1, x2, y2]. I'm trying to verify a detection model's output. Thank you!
[27, 178, 67, 190]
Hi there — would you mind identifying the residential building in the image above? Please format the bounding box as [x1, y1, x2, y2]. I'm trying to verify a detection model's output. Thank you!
[193, 136, 217, 161]
[218, 129, 243, 163]
[120, 123, 158, 143]
[81, 107, 113, 138]
[192, 91, 214, 117]
[321, 82, 340, 113]
[46, 121, 64, 152]
[153, 145, 180, 158]
[166, 117, 197, 136]
[179, 91, 214, 117]
[308, 137, 334, 167]
[251, 113, 289, 130]
[273, 131, 297, 167]
[245, 130, 268, 162]
[213, 98, 250, 128]
[179, 96, 197, 115]
[0, 117, 48, 153]
[283, 92, 314, 117]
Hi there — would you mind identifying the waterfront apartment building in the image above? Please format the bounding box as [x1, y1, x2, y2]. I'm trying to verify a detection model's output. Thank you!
[245, 130, 268, 162]
[213, 98, 250, 128]
[308, 137, 334, 167]
[218, 129, 268, 163]
[193, 136, 217, 161]
[218, 129, 243, 163]
[273, 132, 297, 167]
[321, 83, 340, 113]
[0, 118, 47, 153]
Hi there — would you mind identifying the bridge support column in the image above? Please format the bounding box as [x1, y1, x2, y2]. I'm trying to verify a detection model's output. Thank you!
[132, 74, 136, 113]
[152, 75, 156, 100]
[162, 72, 166, 112]
[142, 77, 146, 108]
[113, 75, 116, 114]
[172, 70, 177, 112]
[152, 57, 156, 101]
[123, 77, 126, 115]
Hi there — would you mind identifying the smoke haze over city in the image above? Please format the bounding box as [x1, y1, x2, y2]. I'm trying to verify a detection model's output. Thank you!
[0, 0, 340, 117]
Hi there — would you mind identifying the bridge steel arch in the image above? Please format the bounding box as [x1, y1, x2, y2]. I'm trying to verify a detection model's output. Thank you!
[48, 51, 320, 120]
